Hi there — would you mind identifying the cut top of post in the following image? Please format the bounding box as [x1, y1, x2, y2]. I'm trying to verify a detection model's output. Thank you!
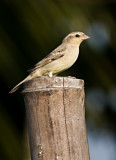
[22, 76, 84, 93]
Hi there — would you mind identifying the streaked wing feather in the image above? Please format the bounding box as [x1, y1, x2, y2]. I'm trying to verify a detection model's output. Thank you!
[28, 45, 66, 72]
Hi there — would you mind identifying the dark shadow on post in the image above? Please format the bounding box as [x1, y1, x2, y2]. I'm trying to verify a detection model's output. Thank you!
[22, 77, 90, 160]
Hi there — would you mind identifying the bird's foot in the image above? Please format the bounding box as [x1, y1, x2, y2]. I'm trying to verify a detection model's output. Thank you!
[67, 76, 76, 79]
[48, 72, 53, 77]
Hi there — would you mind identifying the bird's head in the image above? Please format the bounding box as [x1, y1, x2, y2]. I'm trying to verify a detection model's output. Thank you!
[63, 32, 90, 45]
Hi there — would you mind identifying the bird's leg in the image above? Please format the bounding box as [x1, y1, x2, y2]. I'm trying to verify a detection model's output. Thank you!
[48, 72, 53, 77]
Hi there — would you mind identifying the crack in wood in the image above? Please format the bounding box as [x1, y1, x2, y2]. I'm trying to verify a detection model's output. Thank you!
[63, 77, 71, 160]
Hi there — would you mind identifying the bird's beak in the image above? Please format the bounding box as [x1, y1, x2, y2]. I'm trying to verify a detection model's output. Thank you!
[82, 34, 90, 40]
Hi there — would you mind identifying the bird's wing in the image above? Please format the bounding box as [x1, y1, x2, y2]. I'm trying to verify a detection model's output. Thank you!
[28, 45, 66, 73]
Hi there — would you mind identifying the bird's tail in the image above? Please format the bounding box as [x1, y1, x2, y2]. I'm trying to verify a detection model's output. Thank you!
[9, 75, 32, 94]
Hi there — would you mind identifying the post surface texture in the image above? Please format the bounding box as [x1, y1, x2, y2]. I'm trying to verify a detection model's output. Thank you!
[23, 77, 90, 160]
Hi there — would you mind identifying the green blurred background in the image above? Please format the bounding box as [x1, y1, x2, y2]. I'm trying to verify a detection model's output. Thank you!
[0, 0, 116, 159]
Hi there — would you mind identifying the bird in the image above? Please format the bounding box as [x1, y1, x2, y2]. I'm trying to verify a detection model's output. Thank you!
[9, 32, 90, 94]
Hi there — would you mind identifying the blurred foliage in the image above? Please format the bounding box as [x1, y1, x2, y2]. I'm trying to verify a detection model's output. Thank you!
[0, 0, 116, 159]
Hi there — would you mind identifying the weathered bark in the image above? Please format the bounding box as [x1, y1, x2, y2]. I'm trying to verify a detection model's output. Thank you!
[22, 77, 90, 160]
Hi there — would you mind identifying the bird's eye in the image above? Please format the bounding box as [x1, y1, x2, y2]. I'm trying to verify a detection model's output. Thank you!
[75, 34, 80, 38]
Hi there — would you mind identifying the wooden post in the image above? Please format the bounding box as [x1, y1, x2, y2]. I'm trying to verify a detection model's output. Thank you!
[22, 77, 90, 160]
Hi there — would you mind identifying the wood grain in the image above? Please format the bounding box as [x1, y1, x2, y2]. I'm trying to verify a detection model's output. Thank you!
[23, 77, 90, 160]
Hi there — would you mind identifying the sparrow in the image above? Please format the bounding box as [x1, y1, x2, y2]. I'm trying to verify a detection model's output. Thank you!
[9, 32, 89, 93]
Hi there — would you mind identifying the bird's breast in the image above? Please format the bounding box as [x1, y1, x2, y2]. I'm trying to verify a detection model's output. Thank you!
[63, 45, 79, 67]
